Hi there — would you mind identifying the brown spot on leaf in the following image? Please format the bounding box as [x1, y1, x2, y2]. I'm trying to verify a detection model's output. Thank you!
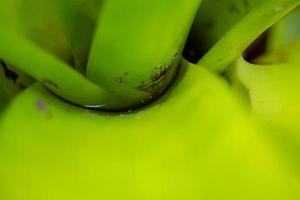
[117, 72, 129, 86]
[36, 100, 47, 112]
[137, 52, 179, 93]
[117, 76, 125, 86]
[36, 100, 52, 119]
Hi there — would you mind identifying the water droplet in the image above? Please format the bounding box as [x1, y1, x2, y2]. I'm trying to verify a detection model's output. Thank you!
[84, 104, 106, 109]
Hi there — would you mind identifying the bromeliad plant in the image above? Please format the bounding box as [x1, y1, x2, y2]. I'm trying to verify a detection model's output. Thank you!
[0, 0, 300, 199]
[0, 0, 200, 109]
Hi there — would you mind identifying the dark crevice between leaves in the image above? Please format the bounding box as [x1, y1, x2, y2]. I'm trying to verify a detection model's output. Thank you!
[0, 60, 21, 112]
[0, 60, 19, 84]
[183, 27, 270, 66]
[243, 30, 269, 64]
[183, 33, 208, 64]
[0, 59, 33, 90]
[182, 0, 254, 64]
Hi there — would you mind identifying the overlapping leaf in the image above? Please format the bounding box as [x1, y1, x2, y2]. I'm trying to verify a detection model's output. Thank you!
[185, 0, 300, 73]
[1, 63, 299, 199]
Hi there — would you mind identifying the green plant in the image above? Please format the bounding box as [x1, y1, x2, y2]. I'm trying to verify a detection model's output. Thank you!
[0, 0, 300, 199]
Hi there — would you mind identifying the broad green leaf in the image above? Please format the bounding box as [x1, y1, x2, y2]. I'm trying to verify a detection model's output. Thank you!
[235, 58, 300, 131]
[0, 0, 101, 72]
[0, 0, 73, 65]
[0, 62, 299, 199]
[57, 0, 103, 73]
[0, 30, 127, 109]
[0, 0, 202, 110]
[233, 38, 300, 176]
[185, 0, 300, 73]
[185, 0, 260, 62]
[87, 0, 201, 106]
[268, 7, 300, 51]
[0, 0, 22, 33]
[15, 0, 73, 65]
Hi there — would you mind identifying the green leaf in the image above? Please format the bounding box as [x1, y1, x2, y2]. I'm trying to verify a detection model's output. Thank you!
[233, 38, 300, 176]
[0, 30, 127, 109]
[1, 62, 299, 199]
[57, 0, 103, 73]
[185, 0, 261, 62]
[268, 7, 300, 51]
[0, 0, 203, 110]
[87, 0, 201, 106]
[185, 0, 300, 73]
[0, 60, 33, 112]
[0, 0, 74, 64]
[0, 0, 100, 72]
